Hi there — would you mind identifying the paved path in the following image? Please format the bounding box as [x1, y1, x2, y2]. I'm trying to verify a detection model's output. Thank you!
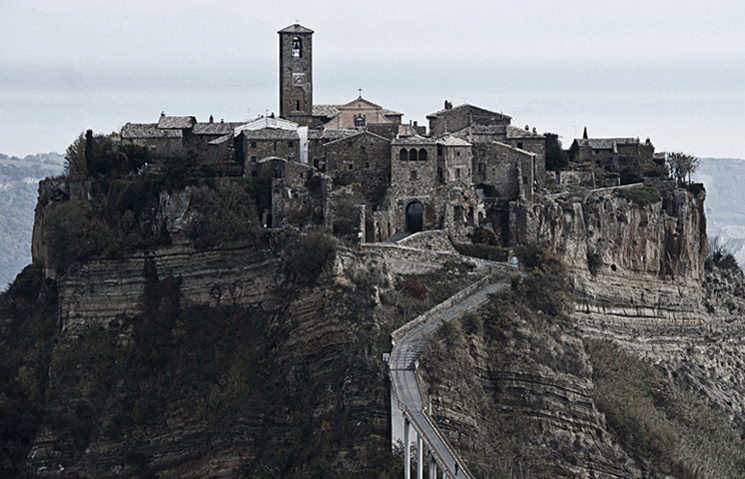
[390, 279, 507, 479]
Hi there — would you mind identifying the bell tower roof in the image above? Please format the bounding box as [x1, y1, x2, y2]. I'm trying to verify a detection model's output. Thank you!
[278, 24, 314, 34]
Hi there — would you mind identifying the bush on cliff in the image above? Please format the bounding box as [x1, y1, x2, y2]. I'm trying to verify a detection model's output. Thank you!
[284, 231, 337, 287]
[616, 185, 661, 205]
[588, 339, 745, 478]
[186, 179, 262, 249]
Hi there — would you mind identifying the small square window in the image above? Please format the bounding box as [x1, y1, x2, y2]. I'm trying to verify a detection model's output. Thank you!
[349, 163, 354, 170]
[251, 156, 257, 163]
[288, 141, 294, 147]
[251, 141, 257, 148]
[410, 169, 418, 181]
[365, 162, 370, 168]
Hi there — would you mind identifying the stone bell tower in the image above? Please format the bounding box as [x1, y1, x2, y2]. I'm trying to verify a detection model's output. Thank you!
[278, 24, 314, 127]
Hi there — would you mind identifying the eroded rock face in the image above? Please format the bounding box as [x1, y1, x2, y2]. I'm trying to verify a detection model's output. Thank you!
[531, 187, 707, 285]
[27, 244, 399, 478]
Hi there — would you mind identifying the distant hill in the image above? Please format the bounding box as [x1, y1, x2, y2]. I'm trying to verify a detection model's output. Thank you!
[692, 157, 745, 267]
[0, 152, 64, 290]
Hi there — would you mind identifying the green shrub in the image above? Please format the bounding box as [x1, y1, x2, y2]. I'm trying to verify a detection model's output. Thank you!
[587, 339, 745, 478]
[616, 185, 661, 205]
[186, 179, 261, 249]
[453, 243, 508, 262]
[284, 231, 337, 287]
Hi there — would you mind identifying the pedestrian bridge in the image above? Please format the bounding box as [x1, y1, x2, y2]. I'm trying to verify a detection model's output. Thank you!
[389, 268, 511, 479]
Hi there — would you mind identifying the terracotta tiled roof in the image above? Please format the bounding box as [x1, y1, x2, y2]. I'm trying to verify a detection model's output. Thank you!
[426, 103, 512, 121]
[121, 123, 183, 139]
[506, 125, 544, 139]
[575, 138, 639, 149]
[193, 122, 242, 135]
[278, 24, 314, 34]
[157, 116, 196, 129]
[436, 135, 471, 147]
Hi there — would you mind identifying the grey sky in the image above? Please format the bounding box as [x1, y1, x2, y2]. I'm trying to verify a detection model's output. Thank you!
[2, 0, 744, 158]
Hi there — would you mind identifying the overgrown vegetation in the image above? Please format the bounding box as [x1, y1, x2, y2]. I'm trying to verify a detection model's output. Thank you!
[616, 185, 662, 205]
[47, 133, 276, 272]
[420, 245, 589, 477]
[0, 265, 57, 477]
[284, 231, 337, 287]
[705, 243, 741, 272]
[588, 339, 745, 479]
[379, 261, 481, 331]
[453, 226, 509, 262]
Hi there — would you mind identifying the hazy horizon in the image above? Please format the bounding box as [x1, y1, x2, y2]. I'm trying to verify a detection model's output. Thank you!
[2, 0, 744, 159]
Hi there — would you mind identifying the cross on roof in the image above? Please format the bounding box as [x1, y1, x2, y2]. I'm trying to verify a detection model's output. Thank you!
[358, 87, 363, 98]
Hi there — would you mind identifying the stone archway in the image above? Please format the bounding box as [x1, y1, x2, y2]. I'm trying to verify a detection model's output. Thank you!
[405, 200, 424, 233]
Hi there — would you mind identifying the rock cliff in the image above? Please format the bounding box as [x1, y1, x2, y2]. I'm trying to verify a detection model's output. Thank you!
[421, 184, 745, 478]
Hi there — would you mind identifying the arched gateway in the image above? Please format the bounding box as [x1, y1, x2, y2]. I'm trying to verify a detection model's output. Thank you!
[405, 200, 424, 233]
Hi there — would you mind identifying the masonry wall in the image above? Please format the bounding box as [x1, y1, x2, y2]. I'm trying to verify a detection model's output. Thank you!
[243, 137, 299, 175]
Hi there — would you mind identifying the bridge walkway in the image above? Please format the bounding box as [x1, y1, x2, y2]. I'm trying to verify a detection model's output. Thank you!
[390, 276, 508, 479]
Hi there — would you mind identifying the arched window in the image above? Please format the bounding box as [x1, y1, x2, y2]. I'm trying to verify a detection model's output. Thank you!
[408, 149, 417, 161]
[418, 148, 427, 161]
[292, 37, 302, 57]
[400, 149, 408, 161]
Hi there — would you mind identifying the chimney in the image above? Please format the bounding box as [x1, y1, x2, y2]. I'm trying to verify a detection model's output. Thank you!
[209, 115, 214, 123]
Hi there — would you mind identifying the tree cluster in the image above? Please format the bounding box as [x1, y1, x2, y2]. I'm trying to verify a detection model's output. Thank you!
[666, 152, 699, 184]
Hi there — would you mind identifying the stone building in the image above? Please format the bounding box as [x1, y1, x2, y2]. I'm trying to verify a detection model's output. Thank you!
[121, 113, 242, 162]
[236, 117, 305, 176]
[117, 23, 557, 246]
[427, 103, 547, 193]
[570, 137, 655, 172]
[319, 97, 401, 130]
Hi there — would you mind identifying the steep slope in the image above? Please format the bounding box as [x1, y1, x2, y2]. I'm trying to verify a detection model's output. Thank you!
[421, 183, 745, 478]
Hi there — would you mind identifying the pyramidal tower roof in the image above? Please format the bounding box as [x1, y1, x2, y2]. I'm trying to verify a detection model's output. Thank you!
[278, 24, 314, 34]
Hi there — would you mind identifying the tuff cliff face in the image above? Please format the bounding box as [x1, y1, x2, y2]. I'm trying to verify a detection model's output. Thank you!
[421, 184, 745, 478]
[11, 174, 745, 478]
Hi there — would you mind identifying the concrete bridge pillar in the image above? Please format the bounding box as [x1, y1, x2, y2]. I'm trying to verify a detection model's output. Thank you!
[417, 434, 424, 479]
[404, 418, 411, 479]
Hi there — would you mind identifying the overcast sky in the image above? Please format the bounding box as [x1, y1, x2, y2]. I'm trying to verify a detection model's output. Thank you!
[1, 0, 744, 158]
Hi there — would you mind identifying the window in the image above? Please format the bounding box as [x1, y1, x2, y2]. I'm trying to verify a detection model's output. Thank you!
[437, 145, 443, 156]
[292, 37, 302, 57]
[479, 149, 485, 156]
[295, 100, 301, 111]
[410, 169, 418, 180]
[288, 141, 294, 147]
[409, 149, 417, 162]
[251, 141, 257, 148]
[455, 168, 461, 179]
[361, 146, 366, 153]
[365, 162, 370, 169]
[354, 113, 366, 127]
[348, 163, 354, 170]
[400, 149, 408, 161]
[418, 148, 427, 161]
[517, 142, 524, 149]
[251, 156, 257, 163]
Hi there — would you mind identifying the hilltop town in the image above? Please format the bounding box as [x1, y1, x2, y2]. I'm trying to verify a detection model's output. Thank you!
[112, 23, 663, 248]
[6, 23, 745, 479]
